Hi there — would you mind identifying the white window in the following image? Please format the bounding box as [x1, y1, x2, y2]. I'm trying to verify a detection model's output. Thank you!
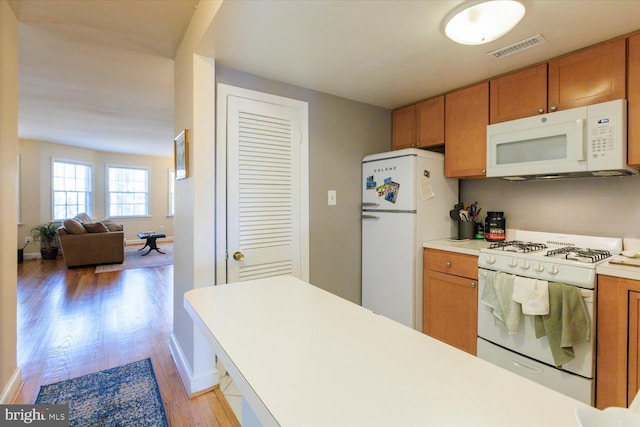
[107, 166, 149, 217]
[52, 160, 92, 221]
[168, 168, 175, 217]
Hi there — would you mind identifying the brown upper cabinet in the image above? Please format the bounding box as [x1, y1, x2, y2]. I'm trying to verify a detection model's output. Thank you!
[490, 39, 626, 124]
[628, 34, 640, 167]
[445, 82, 488, 178]
[490, 63, 547, 123]
[548, 38, 626, 111]
[392, 104, 416, 150]
[392, 96, 445, 150]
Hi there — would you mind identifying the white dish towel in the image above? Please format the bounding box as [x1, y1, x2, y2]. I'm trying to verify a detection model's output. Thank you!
[512, 277, 549, 315]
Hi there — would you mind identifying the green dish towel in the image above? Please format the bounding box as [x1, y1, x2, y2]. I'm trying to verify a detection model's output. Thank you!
[534, 283, 590, 367]
[480, 271, 521, 334]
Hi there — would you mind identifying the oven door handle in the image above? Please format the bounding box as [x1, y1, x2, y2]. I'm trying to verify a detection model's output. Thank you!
[511, 358, 544, 375]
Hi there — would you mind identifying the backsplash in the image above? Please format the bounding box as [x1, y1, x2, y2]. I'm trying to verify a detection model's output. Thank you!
[460, 175, 640, 239]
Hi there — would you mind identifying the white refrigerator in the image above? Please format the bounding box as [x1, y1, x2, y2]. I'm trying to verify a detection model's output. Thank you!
[361, 148, 458, 330]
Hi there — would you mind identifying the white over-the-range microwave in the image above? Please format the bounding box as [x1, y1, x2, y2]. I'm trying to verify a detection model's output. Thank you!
[486, 99, 638, 180]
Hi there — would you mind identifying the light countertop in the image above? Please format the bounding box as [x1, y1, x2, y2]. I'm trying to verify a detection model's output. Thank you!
[423, 238, 491, 256]
[424, 238, 640, 283]
[185, 275, 587, 427]
[597, 261, 640, 281]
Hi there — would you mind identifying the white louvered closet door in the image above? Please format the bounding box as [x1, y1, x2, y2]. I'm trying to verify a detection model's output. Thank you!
[227, 95, 302, 282]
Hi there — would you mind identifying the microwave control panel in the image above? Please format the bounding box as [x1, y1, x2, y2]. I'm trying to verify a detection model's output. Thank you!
[586, 100, 625, 168]
[590, 124, 614, 155]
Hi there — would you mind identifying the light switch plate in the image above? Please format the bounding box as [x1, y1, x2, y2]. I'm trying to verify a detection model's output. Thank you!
[328, 190, 336, 206]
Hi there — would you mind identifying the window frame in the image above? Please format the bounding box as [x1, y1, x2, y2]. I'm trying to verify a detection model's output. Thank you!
[105, 164, 150, 219]
[51, 158, 94, 221]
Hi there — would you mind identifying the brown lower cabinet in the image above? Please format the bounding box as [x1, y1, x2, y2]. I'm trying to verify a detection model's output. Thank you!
[423, 248, 478, 355]
[596, 275, 640, 408]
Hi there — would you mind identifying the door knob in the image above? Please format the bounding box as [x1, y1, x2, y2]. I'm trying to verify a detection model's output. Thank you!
[232, 251, 244, 261]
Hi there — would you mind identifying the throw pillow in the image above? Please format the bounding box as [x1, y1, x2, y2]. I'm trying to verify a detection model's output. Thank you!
[102, 219, 124, 232]
[63, 218, 87, 234]
[83, 222, 109, 233]
[74, 213, 92, 224]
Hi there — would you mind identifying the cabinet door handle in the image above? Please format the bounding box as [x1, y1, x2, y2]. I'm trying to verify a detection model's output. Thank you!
[470, 282, 476, 288]
[416, 142, 421, 146]
[445, 261, 451, 268]
[538, 108, 544, 114]
[550, 105, 557, 112]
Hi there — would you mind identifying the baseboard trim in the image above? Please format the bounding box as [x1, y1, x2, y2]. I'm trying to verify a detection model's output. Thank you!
[169, 333, 219, 398]
[0, 368, 23, 404]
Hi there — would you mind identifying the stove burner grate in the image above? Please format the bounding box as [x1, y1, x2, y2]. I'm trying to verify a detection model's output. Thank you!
[489, 241, 548, 253]
[546, 247, 612, 263]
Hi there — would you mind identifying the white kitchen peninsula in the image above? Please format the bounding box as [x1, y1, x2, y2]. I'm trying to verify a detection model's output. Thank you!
[185, 275, 587, 427]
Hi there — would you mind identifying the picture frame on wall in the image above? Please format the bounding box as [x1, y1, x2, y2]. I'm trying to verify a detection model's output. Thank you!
[174, 129, 189, 180]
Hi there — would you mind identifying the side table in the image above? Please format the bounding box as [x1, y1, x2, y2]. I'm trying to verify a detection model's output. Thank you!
[136, 232, 166, 256]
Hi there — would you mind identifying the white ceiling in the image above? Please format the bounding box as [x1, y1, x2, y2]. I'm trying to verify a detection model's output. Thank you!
[10, 0, 640, 156]
[11, 0, 197, 157]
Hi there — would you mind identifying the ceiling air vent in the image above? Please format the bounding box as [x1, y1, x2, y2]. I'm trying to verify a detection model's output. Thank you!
[486, 34, 547, 59]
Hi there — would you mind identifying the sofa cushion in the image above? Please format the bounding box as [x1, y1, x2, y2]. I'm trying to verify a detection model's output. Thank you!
[83, 222, 109, 233]
[63, 218, 87, 234]
[74, 213, 92, 224]
[102, 219, 124, 232]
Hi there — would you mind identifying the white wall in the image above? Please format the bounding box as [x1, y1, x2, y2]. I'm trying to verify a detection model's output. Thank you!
[171, 0, 222, 396]
[0, 0, 20, 403]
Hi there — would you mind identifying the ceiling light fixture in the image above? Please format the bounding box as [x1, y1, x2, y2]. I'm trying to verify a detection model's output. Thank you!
[444, 0, 526, 46]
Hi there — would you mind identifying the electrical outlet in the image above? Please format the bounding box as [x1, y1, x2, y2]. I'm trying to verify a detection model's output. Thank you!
[25, 236, 33, 244]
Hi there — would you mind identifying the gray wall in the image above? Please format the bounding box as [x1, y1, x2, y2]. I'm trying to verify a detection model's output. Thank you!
[216, 65, 391, 303]
[461, 175, 640, 238]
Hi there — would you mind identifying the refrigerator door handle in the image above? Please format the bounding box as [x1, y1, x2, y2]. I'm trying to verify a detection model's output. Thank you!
[362, 214, 379, 220]
[362, 202, 379, 208]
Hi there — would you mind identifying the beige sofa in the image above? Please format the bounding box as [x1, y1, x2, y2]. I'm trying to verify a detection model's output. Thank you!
[57, 213, 125, 268]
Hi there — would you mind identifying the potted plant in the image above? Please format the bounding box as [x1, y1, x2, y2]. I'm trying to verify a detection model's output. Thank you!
[31, 223, 60, 260]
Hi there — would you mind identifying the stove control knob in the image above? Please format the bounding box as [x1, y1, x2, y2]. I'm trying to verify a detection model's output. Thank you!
[519, 260, 530, 270]
[509, 258, 518, 268]
[534, 263, 545, 273]
[486, 255, 496, 265]
[547, 264, 559, 275]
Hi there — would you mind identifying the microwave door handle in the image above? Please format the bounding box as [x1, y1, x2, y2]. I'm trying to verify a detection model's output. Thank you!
[576, 119, 585, 161]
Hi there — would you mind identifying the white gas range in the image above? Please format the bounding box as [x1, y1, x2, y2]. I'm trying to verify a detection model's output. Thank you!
[477, 230, 622, 405]
[479, 230, 622, 288]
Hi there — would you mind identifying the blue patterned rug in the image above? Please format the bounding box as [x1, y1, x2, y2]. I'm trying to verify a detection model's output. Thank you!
[35, 358, 169, 426]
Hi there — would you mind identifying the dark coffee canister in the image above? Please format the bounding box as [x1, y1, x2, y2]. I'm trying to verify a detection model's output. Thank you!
[485, 211, 506, 242]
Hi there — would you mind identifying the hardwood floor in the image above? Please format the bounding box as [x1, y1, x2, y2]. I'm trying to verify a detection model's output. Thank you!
[14, 254, 239, 427]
